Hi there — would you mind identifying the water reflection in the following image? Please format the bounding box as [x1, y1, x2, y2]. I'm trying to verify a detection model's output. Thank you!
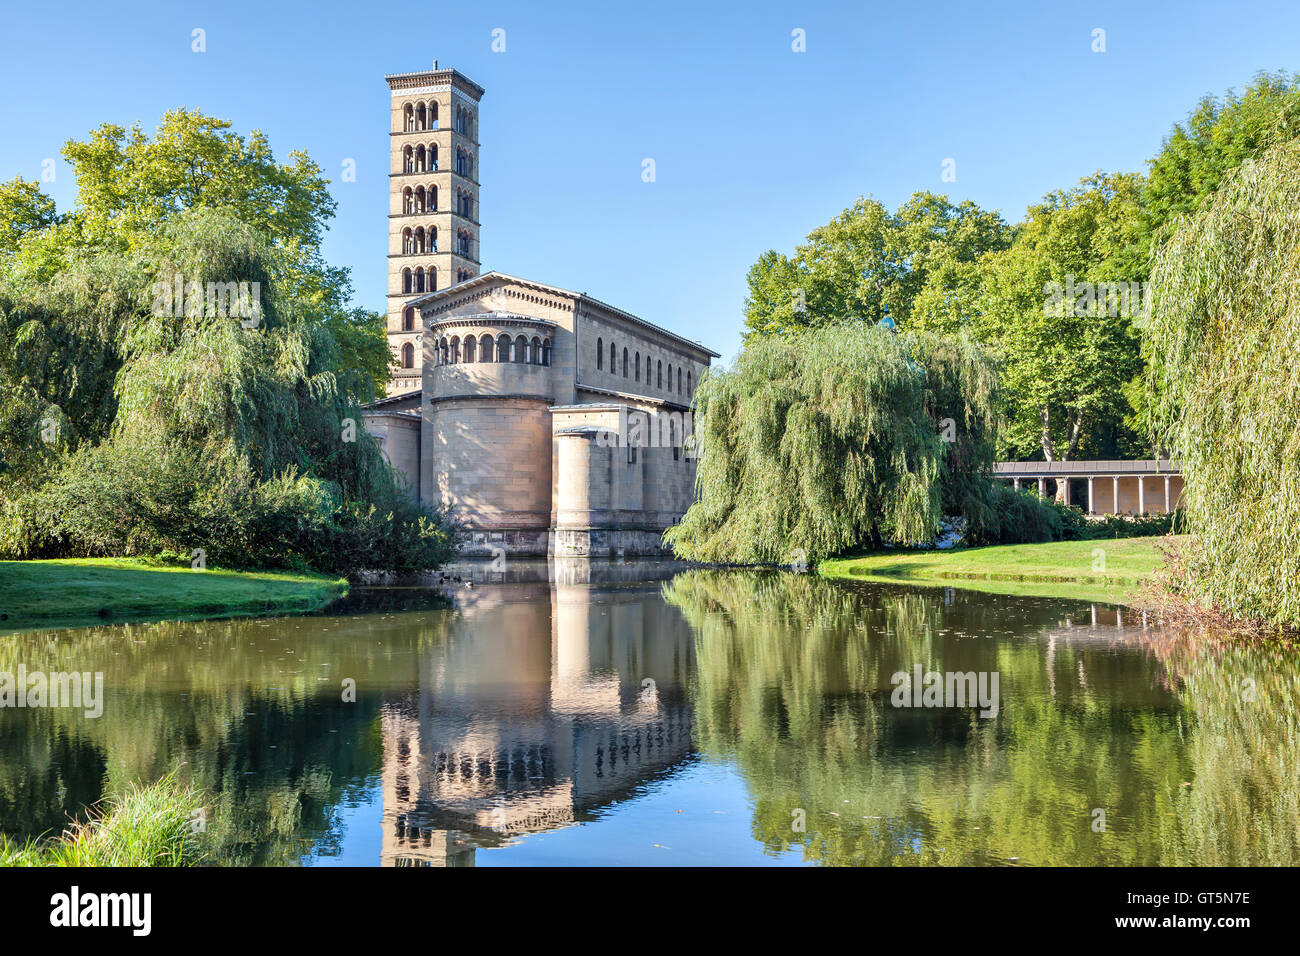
[0, 562, 1296, 866]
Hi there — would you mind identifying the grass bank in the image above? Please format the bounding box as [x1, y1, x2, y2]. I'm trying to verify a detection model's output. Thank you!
[819, 535, 1175, 604]
[0, 557, 348, 632]
[0, 773, 207, 867]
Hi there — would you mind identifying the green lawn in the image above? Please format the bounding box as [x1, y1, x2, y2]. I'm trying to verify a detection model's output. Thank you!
[818, 536, 1176, 605]
[0, 558, 349, 633]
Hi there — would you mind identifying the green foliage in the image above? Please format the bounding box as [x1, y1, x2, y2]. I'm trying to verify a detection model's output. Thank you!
[1140, 70, 1300, 267]
[0, 770, 207, 867]
[913, 172, 1147, 461]
[1, 210, 452, 575]
[0, 177, 59, 258]
[1145, 137, 1300, 627]
[665, 323, 999, 563]
[967, 484, 1177, 546]
[742, 191, 1010, 340]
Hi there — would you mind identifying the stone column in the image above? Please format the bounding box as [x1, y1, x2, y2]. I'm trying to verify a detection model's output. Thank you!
[1164, 476, 1171, 513]
[1013, 477, 1021, 492]
[1087, 476, 1095, 515]
[1062, 477, 1071, 507]
[1138, 476, 1145, 515]
[1112, 476, 1119, 515]
[1037, 477, 1046, 497]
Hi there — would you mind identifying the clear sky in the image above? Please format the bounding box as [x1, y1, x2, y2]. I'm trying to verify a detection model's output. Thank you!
[3, 0, 1298, 362]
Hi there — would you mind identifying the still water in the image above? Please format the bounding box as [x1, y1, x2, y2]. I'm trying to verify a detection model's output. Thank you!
[2, 560, 1297, 866]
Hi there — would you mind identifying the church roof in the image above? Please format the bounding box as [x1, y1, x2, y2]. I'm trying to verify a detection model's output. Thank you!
[406, 271, 720, 359]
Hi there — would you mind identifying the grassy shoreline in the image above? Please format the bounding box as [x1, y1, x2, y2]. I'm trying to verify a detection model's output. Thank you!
[0, 558, 349, 633]
[819, 536, 1174, 605]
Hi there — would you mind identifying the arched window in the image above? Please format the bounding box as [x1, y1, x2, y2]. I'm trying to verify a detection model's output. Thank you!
[402, 343, 414, 368]
[415, 186, 425, 214]
[402, 228, 413, 254]
[515, 334, 528, 364]
[429, 185, 438, 211]
[415, 145, 425, 173]
[402, 269, 412, 294]
[687, 370, 692, 394]
[668, 363, 673, 392]
[429, 225, 437, 252]
[542, 339, 552, 366]
[403, 146, 413, 173]
[531, 337, 542, 365]
[678, 367, 683, 393]
[480, 333, 494, 362]
[403, 307, 415, 331]
[498, 333, 512, 362]
[430, 102, 439, 129]
[610, 341, 616, 372]
[416, 102, 426, 131]
[439, 337, 449, 365]
[414, 267, 425, 293]
[597, 337, 603, 369]
[403, 187, 413, 214]
[430, 143, 438, 170]
[450, 336, 460, 364]
[404, 103, 414, 132]
[657, 360, 662, 389]
[464, 336, 476, 363]
[623, 347, 628, 377]
[635, 353, 640, 382]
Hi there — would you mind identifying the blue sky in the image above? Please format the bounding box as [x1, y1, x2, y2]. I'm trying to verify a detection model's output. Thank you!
[3, 0, 1298, 362]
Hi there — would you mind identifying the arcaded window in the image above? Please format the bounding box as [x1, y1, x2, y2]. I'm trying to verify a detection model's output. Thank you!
[403, 307, 415, 331]
[515, 334, 528, 363]
[402, 343, 414, 368]
[480, 334, 494, 362]
[542, 340, 552, 366]
[402, 269, 412, 294]
[498, 333, 511, 362]
[531, 337, 542, 364]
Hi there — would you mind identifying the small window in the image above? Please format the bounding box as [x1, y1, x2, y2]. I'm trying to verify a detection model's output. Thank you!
[635, 353, 640, 382]
[623, 348, 628, 377]
[597, 337, 603, 370]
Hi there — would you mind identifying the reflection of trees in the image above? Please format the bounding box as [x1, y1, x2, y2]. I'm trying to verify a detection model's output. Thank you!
[0, 609, 453, 865]
[1149, 634, 1300, 865]
[663, 571, 1197, 865]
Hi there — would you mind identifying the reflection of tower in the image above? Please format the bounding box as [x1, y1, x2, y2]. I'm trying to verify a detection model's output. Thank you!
[385, 63, 484, 395]
[378, 579, 697, 865]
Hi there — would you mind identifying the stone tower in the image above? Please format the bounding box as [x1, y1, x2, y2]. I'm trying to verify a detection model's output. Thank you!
[385, 63, 485, 395]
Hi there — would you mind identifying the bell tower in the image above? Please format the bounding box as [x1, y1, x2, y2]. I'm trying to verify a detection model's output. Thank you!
[385, 62, 484, 394]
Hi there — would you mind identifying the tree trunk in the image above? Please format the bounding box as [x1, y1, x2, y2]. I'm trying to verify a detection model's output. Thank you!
[1039, 405, 1056, 462]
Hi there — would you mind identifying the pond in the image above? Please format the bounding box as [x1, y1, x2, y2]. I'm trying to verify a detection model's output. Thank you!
[1, 560, 1296, 866]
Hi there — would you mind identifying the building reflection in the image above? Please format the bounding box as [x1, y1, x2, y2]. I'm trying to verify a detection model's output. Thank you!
[380, 559, 697, 865]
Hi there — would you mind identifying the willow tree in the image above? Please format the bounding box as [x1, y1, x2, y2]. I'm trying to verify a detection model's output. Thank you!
[665, 323, 998, 564]
[1145, 138, 1300, 627]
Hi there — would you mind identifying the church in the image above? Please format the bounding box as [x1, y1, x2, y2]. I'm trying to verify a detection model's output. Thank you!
[363, 64, 718, 558]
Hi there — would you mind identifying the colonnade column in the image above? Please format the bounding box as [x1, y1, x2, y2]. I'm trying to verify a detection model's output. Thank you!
[1037, 477, 1046, 497]
[1112, 476, 1119, 515]
[1087, 476, 1095, 515]
[1164, 476, 1171, 513]
[1138, 476, 1145, 515]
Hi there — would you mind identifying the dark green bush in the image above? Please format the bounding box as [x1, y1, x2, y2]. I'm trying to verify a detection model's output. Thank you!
[966, 481, 1179, 546]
